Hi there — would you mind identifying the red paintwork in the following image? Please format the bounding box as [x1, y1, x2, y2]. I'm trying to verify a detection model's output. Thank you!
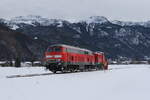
[94, 52, 108, 70]
[45, 45, 108, 69]
[45, 47, 94, 63]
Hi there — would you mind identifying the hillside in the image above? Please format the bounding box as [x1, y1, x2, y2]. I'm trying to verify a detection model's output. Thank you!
[1, 15, 150, 59]
[0, 22, 48, 60]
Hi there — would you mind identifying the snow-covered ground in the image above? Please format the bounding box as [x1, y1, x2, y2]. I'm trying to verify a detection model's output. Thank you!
[0, 65, 150, 100]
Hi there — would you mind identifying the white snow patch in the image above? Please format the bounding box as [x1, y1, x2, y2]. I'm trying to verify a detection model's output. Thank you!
[8, 15, 66, 27]
[81, 16, 109, 24]
[57, 22, 63, 27]
[111, 20, 150, 28]
[11, 25, 19, 30]
[73, 34, 81, 38]
[34, 37, 38, 40]
[72, 27, 81, 33]
[0, 65, 150, 100]
[132, 37, 140, 45]
[99, 31, 109, 37]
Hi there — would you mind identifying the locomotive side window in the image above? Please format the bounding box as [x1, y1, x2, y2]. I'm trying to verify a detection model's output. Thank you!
[47, 46, 62, 52]
[79, 50, 84, 54]
[66, 48, 80, 54]
[84, 51, 88, 54]
[64, 47, 91, 55]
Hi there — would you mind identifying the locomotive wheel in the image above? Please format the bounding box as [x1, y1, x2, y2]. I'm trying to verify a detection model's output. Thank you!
[61, 70, 66, 73]
[71, 69, 75, 73]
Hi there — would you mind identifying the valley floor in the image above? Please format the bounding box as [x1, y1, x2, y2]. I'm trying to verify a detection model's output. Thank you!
[0, 64, 150, 100]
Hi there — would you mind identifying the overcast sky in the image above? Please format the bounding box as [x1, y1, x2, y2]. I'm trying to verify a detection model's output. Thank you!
[0, 0, 150, 21]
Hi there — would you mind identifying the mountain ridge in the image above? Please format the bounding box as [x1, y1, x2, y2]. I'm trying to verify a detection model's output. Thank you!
[3, 15, 150, 29]
[1, 15, 150, 60]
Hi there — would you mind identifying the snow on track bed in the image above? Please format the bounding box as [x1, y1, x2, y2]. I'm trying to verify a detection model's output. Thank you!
[6, 64, 149, 78]
[0, 67, 49, 79]
[0, 64, 150, 100]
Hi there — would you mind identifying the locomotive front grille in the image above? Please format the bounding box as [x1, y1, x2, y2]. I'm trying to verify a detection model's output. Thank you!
[46, 59, 61, 63]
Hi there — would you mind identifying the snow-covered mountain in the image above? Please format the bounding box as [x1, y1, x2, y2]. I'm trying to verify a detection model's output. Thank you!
[111, 20, 150, 27]
[1, 15, 150, 59]
[111, 20, 138, 26]
[4, 15, 111, 30]
[4, 15, 150, 30]
[6, 15, 67, 30]
[0, 18, 5, 23]
[81, 16, 109, 24]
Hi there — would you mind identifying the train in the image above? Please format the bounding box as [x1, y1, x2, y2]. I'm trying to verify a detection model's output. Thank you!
[44, 44, 108, 73]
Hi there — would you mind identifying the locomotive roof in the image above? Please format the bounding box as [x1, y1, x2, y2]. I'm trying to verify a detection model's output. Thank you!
[51, 44, 93, 53]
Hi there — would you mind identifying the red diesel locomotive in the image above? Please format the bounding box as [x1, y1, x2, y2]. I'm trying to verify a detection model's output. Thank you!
[44, 44, 108, 73]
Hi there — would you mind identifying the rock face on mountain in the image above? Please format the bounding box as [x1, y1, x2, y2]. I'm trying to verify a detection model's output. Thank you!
[0, 22, 48, 60]
[1, 15, 150, 60]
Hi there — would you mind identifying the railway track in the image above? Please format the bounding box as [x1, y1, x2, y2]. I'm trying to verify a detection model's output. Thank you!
[6, 73, 54, 78]
[6, 70, 103, 78]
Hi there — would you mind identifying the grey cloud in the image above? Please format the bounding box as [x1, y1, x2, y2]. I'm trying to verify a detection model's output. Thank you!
[0, 0, 150, 21]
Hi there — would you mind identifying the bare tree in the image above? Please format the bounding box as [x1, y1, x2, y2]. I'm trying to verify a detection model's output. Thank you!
[15, 56, 21, 67]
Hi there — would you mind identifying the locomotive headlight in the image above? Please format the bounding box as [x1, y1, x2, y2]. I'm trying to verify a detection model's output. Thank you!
[54, 55, 62, 58]
[46, 55, 53, 58]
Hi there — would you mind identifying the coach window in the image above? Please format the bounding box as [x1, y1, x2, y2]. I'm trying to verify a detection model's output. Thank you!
[68, 48, 72, 53]
[71, 49, 74, 53]
[74, 49, 78, 54]
[66, 48, 69, 52]
[64, 48, 67, 52]
[80, 50, 84, 54]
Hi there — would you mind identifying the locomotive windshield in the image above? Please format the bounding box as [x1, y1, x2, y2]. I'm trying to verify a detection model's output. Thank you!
[47, 46, 62, 52]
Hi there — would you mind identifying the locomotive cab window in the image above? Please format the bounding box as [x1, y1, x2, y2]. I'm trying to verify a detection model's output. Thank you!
[47, 46, 62, 52]
[84, 51, 89, 54]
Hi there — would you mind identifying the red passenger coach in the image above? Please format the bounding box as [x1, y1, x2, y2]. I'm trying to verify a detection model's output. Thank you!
[44, 44, 108, 73]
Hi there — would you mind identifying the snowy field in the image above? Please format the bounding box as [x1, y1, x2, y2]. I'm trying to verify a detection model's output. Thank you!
[0, 65, 150, 100]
